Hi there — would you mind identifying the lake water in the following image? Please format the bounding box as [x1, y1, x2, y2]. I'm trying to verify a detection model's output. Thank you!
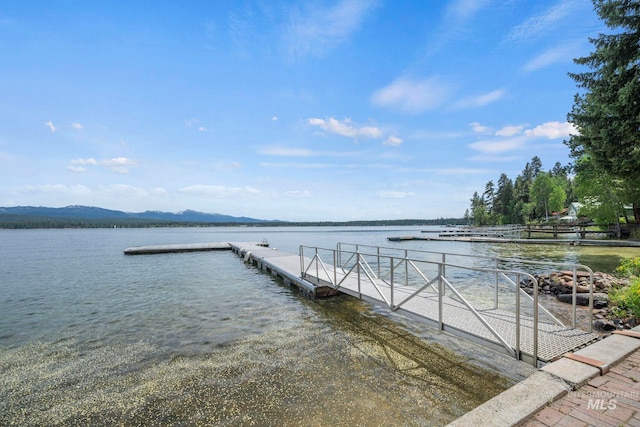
[1, 226, 639, 426]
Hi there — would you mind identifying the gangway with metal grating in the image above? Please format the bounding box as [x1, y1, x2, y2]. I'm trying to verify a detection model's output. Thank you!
[299, 243, 601, 367]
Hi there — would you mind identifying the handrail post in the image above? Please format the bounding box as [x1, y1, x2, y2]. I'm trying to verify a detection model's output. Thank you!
[441, 253, 446, 296]
[405, 249, 409, 287]
[572, 267, 578, 328]
[315, 247, 319, 283]
[377, 247, 381, 278]
[589, 272, 594, 332]
[515, 273, 521, 360]
[494, 258, 499, 310]
[438, 262, 444, 330]
[357, 251, 362, 298]
[533, 273, 539, 366]
[299, 245, 304, 277]
[333, 249, 337, 286]
[390, 257, 394, 309]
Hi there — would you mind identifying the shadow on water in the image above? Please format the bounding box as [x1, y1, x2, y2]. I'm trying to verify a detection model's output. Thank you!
[309, 295, 514, 405]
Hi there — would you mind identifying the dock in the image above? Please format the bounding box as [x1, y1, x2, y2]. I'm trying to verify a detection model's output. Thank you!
[123, 241, 266, 255]
[231, 242, 599, 366]
[124, 241, 601, 366]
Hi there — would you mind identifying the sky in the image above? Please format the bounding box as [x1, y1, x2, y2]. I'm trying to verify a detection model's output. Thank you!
[0, 0, 605, 221]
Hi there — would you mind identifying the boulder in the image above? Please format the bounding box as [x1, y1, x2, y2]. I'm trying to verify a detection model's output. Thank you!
[594, 319, 617, 331]
[556, 292, 609, 308]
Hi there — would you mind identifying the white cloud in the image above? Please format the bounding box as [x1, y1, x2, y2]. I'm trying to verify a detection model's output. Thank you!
[522, 44, 576, 72]
[67, 157, 137, 174]
[260, 147, 313, 157]
[469, 121, 577, 154]
[24, 184, 91, 196]
[470, 122, 492, 134]
[99, 184, 149, 198]
[383, 135, 403, 146]
[211, 161, 242, 170]
[272, 116, 279, 121]
[285, 0, 378, 59]
[72, 123, 83, 130]
[259, 161, 336, 169]
[45, 121, 57, 133]
[150, 187, 169, 197]
[495, 125, 525, 137]
[430, 167, 494, 175]
[308, 117, 382, 139]
[67, 165, 87, 173]
[178, 185, 260, 198]
[101, 157, 137, 174]
[198, 127, 208, 132]
[446, 0, 489, 22]
[524, 121, 577, 139]
[469, 136, 528, 153]
[376, 190, 416, 199]
[507, 0, 580, 44]
[422, 0, 491, 57]
[370, 77, 450, 114]
[70, 158, 98, 165]
[453, 89, 505, 109]
[284, 190, 311, 198]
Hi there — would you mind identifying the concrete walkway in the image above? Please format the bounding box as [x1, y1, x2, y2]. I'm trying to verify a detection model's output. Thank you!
[448, 327, 640, 426]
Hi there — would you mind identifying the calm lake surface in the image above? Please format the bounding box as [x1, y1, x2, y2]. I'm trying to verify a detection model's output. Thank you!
[2, 226, 639, 426]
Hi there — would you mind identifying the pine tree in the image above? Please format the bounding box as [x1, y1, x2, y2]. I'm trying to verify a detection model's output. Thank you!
[566, 0, 640, 222]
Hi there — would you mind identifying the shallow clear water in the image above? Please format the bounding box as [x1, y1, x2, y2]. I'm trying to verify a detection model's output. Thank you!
[1, 226, 637, 425]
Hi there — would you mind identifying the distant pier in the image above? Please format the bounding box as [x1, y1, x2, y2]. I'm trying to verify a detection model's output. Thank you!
[387, 234, 640, 246]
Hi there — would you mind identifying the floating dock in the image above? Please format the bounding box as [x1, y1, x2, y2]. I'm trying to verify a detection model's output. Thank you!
[124, 242, 232, 254]
[123, 241, 266, 255]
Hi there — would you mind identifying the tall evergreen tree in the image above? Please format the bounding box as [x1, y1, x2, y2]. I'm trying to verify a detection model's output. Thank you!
[494, 173, 515, 224]
[483, 180, 496, 218]
[566, 0, 640, 222]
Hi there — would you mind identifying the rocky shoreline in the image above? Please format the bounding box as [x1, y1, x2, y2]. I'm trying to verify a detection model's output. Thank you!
[519, 271, 638, 332]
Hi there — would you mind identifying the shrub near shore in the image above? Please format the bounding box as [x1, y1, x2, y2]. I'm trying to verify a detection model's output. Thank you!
[609, 257, 640, 322]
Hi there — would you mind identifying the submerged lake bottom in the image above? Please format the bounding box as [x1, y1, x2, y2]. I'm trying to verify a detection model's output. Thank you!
[3, 227, 637, 425]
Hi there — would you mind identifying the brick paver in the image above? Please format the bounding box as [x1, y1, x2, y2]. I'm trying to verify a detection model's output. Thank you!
[523, 348, 640, 427]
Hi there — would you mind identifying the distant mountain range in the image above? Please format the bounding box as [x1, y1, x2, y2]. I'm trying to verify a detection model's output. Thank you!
[0, 205, 270, 223]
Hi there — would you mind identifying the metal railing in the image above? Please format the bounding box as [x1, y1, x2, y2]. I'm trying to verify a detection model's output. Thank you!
[299, 242, 595, 365]
[336, 242, 594, 331]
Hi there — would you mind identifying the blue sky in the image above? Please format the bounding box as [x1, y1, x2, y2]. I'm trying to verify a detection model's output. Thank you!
[0, 0, 603, 221]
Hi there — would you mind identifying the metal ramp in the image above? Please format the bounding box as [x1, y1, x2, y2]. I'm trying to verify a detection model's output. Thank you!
[300, 243, 601, 367]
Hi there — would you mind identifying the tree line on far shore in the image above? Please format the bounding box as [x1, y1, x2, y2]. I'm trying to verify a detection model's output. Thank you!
[0, 214, 467, 229]
[466, 156, 576, 226]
